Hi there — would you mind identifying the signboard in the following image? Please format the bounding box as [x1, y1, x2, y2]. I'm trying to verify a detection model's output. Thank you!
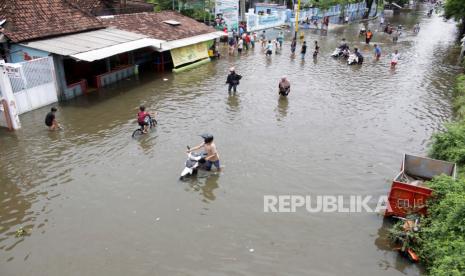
[5, 66, 21, 78]
[215, 0, 239, 32]
[170, 42, 209, 67]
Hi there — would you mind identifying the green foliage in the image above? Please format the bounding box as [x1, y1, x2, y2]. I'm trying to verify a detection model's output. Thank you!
[453, 75, 465, 119]
[413, 176, 465, 275]
[149, 0, 174, 11]
[444, 0, 465, 21]
[180, 8, 214, 21]
[429, 122, 465, 167]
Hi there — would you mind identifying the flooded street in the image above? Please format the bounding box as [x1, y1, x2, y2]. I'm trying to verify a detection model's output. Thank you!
[0, 10, 462, 276]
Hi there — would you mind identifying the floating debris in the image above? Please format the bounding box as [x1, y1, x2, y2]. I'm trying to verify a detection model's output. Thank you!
[155, 217, 160, 221]
[15, 227, 27, 237]
[249, 248, 255, 253]
[163, 78, 168, 81]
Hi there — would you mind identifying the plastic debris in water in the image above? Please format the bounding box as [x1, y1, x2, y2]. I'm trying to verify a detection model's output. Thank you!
[249, 248, 254, 253]
[15, 227, 27, 237]
[155, 217, 160, 221]
[163, 78, 168, 81]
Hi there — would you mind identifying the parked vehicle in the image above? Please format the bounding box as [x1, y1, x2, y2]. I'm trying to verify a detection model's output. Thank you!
[384, 154, 457, 218]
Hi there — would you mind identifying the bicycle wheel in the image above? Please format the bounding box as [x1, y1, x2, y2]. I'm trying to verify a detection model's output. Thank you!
[132, 129, 144, 138]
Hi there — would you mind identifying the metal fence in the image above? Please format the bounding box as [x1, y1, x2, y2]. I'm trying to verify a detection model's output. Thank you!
[9, 57, 55, 93]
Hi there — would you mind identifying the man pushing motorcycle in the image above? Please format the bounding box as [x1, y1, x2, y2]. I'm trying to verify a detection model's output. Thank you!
[187, 134, 221, 172]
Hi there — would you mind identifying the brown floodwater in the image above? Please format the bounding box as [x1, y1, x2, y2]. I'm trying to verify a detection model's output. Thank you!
[0, 9, 462, 276]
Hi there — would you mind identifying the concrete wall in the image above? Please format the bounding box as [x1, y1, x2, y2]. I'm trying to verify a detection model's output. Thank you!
[9, 45, 50, 63]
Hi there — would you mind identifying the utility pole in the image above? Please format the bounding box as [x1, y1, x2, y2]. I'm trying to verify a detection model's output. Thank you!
[240, 0, 246, 22]
[294, 0, 301, 39]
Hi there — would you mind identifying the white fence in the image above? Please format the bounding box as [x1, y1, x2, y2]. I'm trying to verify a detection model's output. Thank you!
[6, 57, 58, 115]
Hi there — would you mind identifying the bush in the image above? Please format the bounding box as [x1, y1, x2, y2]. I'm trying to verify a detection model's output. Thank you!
[180, 8, 214, 22]
[415, 176, 465, 275]
[453, 75, 465, 119]
[429, 122, 465, 167]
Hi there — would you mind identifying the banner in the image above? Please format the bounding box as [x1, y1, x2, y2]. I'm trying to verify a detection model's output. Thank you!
[215, 0, 239, 32]
[246, 12, 286, 32]
[170, 42, 209, 67]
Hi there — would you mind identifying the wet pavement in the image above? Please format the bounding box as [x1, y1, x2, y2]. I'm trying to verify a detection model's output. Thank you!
[0, 8, 462, 276]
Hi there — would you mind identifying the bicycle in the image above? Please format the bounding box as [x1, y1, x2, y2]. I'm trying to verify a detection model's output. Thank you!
[132, 115, 157, 138]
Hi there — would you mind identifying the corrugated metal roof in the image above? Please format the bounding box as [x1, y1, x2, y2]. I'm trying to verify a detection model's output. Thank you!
[19, 28, 164, 59]
[72, 38, 163, 62]
[159, 31, 225, 51]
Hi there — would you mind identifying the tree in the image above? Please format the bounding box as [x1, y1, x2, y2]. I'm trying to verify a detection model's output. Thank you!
[444, 0, 465, 36]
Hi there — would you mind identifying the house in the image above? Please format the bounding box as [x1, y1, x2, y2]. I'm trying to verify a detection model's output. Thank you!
[100, 11, 224, 72]
[0, 0, 223, 102]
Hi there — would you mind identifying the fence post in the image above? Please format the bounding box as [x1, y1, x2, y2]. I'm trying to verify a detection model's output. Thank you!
[0, 65, 21, 130]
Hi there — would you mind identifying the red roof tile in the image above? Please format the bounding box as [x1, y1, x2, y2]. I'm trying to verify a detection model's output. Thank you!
[101, 11, 217, 41]
[0, 0, 104, 43]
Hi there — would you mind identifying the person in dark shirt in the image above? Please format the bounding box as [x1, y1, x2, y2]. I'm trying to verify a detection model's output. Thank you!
[354, 48, 364, 64]
[301, 41, 307, 59]
[313, 40, 320, 58]
[290, 38, 297, 55]
[45, 107, 60, 130]
[226, 67, 242, 93]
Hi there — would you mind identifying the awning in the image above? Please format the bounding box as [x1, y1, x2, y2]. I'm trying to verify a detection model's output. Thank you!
[71, 38, 163, 62]
[159, 31, 226, 51]
[20, 28, 165, 62]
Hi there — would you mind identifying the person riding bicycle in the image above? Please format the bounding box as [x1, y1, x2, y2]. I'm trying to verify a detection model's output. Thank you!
[137, 105, 155, 134]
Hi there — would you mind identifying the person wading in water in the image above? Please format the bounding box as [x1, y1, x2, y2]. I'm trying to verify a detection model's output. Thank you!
[278, 76, 291, 96]
[225, 67, 242, 93]
[44, 107, 61, 131]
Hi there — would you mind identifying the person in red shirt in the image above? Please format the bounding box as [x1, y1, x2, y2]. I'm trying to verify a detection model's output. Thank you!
[245, 33, 251, 50]
[137, 105, 155, 134]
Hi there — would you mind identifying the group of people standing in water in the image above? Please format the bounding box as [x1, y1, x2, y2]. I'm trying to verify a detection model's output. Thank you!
[222, 17, 421, 99]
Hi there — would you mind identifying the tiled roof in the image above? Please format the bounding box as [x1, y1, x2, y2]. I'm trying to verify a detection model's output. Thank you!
[101, 11, 217, 41]
[67, 0, 154, 16]
[0, 0, 104, 43]
[66, 0, 106, 13]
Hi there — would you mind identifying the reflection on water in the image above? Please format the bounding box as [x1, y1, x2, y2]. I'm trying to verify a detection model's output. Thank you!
[184, 173, 220, 203]
[276, 96, 289, 121]
[0, 8, 461, 276]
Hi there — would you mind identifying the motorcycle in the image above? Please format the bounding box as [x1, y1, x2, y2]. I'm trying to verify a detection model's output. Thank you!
[180, 146, 207, 180]
[427, 9, 433, 17]
[347, 54, 359, 65]
[391, 216, 421, 262]
[341, 49, 350, 59]
[331, 47, 343, 58]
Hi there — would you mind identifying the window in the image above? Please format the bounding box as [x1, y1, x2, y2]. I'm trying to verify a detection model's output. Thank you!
[398, 199, 409, 208]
